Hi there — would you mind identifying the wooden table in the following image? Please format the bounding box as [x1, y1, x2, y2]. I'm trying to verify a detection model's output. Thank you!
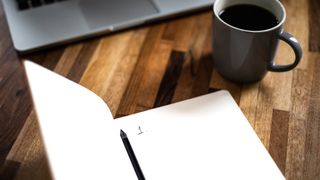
[0, 0, 319, 179]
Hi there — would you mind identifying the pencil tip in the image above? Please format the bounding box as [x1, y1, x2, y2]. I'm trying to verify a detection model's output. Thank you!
[120, 129, 126, 138]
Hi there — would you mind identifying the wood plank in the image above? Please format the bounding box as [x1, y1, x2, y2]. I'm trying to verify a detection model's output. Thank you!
[286, 117, 307, 180]
[171, 13, 211, 102]
[302, 53, 320, 180]
[271, 71, 293, 112]
[281, 0, 309, 70]
[209, 70, 242, 104]
[170, 49, 198, 103]
[0, 55, 32, 168]
[239, 83, 260, 127]
[162, 14, 196, 52]
[0, 160, 20, 180]
[116, 24, 166, 117]
[153, 50, 184, 107]
[269, 109, 290, 174]
[3, 111, 52, 180]
[130, 40, 173, 111]
[0, 2, 32, 167]
[309, 0, 320, 52]
[253, 73, 274, 149]
[53, 44, 83, 76]
[272, 0, 309, 111]
[79, 30, 134, 97]
[101, 29, 149, 116]
[66, 39, 100, 83]
[285, 67, 314, 180]
[281, 3, 313, 177]
[190, 29, 214, 98]
[22, 46, 65, 71]
[187, 12, 212, 61]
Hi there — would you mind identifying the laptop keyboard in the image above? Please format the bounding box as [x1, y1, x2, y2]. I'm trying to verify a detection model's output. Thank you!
[16, 0, 67, 10]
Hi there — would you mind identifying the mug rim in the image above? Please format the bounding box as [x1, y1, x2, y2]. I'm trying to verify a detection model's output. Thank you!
[213, 0, 286, 33]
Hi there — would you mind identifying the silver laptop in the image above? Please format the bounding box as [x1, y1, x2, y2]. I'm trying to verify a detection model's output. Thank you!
[1, 0, 213, 53]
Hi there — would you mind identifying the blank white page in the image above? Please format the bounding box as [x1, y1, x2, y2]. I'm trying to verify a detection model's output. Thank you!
[117, 91, 285, 180]
[24, 61, 137, 180]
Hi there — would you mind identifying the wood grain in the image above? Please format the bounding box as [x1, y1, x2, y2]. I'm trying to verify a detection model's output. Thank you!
[133, 39, 172, 112]
[115, 24, 166, 117]
[269, 109, 290, 174]
[285, 67, 314, 180]
[171, 13, 212, 103]
[0, 2, 32, 167]
[3, 111, 52, 180]
[99, 29, 150, 116]
[309, 0, 320, 52]
[0, 0, 319, 179]
[302, 53, 320, 180]
[66, 39, 100, 83]
[239, 83, 259, 126]
[190, 27, 214, 98]
[154, 50, 185, 107]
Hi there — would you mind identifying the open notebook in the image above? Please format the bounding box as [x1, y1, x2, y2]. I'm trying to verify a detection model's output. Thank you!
[23, 60, 285, 180]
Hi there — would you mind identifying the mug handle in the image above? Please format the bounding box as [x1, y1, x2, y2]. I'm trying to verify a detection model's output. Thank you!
[268, 31, 302, 72]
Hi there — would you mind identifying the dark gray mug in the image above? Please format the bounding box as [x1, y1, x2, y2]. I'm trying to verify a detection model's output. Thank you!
[213, 0, 302, 83]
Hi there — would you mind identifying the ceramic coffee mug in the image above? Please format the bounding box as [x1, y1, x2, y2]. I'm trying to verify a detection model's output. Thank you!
[213, 0, 302, 83]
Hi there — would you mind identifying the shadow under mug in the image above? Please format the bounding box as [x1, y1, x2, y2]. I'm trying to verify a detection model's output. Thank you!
[213, 0, 302, 83]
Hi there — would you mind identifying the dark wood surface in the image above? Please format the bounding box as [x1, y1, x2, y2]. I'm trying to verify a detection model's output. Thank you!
[0, 0, 319, 179]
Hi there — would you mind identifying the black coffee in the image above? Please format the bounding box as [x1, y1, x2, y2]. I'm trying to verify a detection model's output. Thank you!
[219, 4, 279, 31]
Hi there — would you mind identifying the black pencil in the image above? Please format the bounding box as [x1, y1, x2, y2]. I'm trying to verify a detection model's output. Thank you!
[120, 129, 145, 180]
